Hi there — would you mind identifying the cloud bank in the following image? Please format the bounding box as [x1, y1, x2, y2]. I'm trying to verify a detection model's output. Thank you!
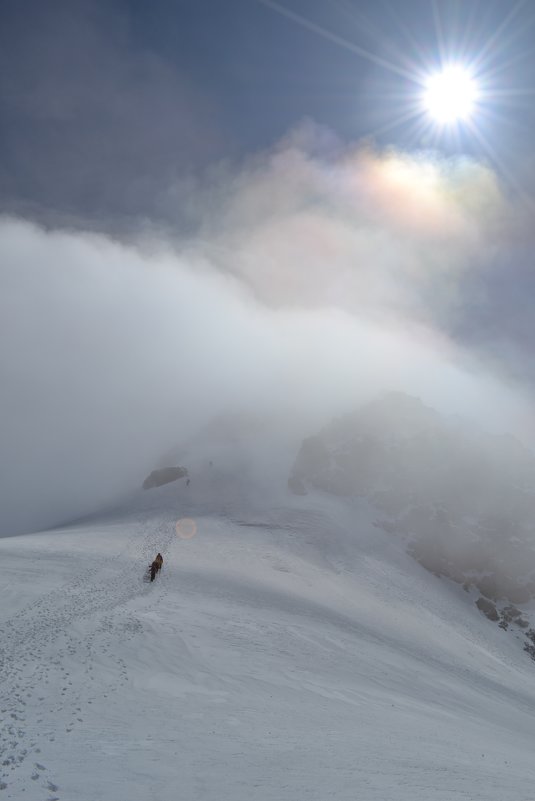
[1, 134, 533, 536]
[196, 127, 505, 319]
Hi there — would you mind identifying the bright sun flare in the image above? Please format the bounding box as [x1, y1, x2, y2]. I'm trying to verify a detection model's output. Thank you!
[424, 65, 479, 125]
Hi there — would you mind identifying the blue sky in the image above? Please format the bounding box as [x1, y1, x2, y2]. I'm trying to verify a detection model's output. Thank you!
[128, 0, 535, 154]
[2, 0, 535, 224]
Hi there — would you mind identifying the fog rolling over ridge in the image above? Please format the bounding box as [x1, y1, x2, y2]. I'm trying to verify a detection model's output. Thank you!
[1, 134, 535, 537]
[291, 392, 535, 608]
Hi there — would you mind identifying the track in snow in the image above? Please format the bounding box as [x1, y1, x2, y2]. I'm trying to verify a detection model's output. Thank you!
[0, 514, 174, 799]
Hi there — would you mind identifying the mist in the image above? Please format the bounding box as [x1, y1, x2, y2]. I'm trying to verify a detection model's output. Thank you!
[1, 134, 534, 537]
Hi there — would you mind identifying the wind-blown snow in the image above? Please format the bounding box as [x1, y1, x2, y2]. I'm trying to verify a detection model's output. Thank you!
[1, 464, 535, 800]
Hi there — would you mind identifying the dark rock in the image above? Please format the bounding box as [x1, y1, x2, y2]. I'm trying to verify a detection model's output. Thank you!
[524, 629, 535, 660]
[142, 466, 188, 490]
[524, 643, 535, 660]
[500, 604, 521, 629]
[525, 628, 535, 646]
[476, 597, 499, 621]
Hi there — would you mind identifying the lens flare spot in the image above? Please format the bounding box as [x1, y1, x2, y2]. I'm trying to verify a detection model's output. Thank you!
[176, 518, 197, 540]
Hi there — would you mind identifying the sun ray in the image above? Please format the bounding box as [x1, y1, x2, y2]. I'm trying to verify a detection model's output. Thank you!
[398, 115, 438, 150]
[483, 43, 535, 84]
[473, 105, 532, 140]
[361, 105, 426, 142]
[431, 0, 447, 66]
[465, 117, 535, 212]
[331, 0, 422, 76]
[456, 2, 481, 63]
[256, 0, 417, 81]
[260, 0, 532, 210]
[372, 0, 443, 76]
[473, 0, 528, 69]
[487, 88, 535, 101]
[475, 25, 535, 80]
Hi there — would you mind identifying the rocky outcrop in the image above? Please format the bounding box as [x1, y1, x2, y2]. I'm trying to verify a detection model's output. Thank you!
[525, 629, 535, 660]
[499, 604, 529, 629]
[475, 598, 534, 660]
[476, 597, 499, 621]
[142, 466, 188, 490]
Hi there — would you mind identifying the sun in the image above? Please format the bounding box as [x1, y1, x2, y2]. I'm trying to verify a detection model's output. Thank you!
[423, 65, 479, 125]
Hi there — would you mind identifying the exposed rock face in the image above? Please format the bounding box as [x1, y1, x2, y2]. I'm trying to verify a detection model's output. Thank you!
[142, 466, 188, 490]
[290, 392, 535, 630]
[525, 629, 535, 660]
[498, 604, 529, 629]
[476, 597, 499, 621]
[475, 599, 532, 655]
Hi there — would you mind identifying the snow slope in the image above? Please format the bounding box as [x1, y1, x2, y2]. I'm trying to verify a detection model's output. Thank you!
[1, 464, 535, 801]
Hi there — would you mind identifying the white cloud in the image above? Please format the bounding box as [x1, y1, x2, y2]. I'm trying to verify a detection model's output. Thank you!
[1, 137, 533, 536]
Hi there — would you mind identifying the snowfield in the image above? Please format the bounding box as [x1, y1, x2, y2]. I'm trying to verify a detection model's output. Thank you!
[1, 466, 535, 801]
